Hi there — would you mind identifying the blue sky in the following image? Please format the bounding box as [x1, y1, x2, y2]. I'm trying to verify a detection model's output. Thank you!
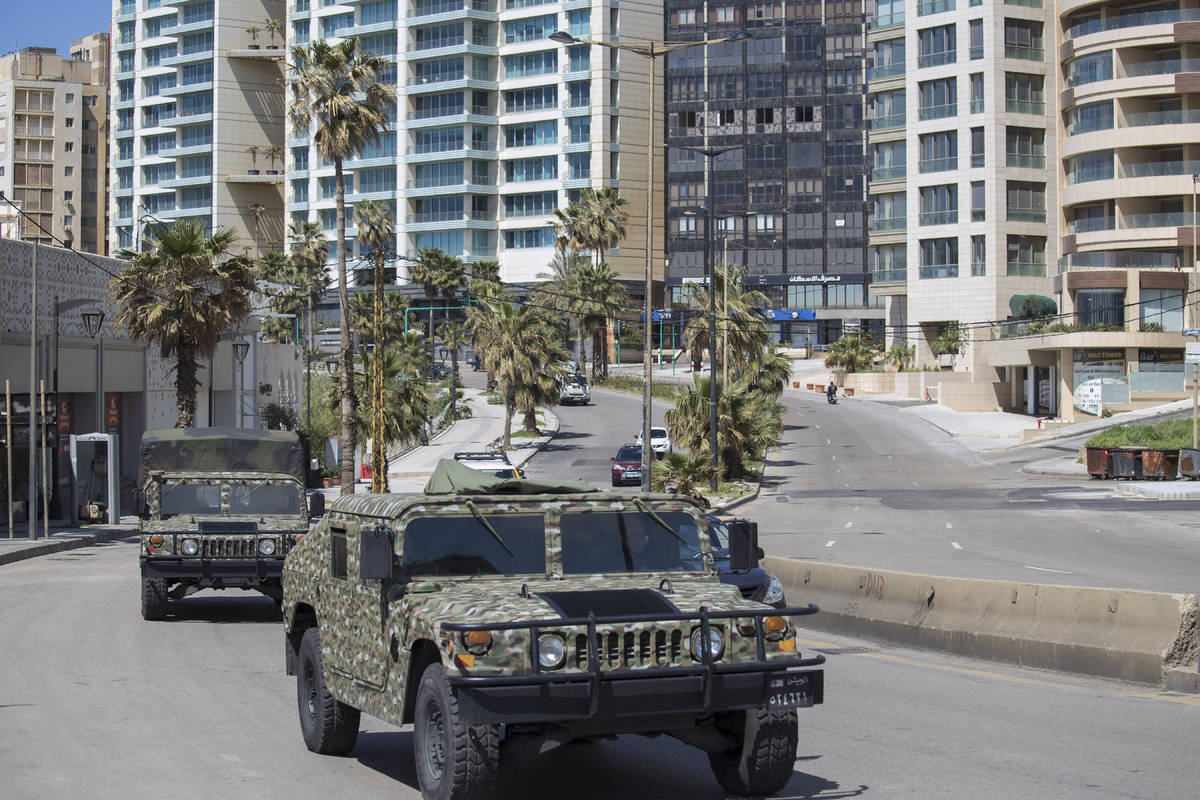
[8, 2, 112, 59]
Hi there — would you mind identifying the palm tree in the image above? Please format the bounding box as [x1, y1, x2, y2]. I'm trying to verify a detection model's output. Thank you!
[110, 221, 256, 428]
[258, 249, 300, 344]
[650, 452, 719, 506]
[536, 251, 587, 367]
[468, 258, 500, 300]
[290, 36, 397, 494]
[248, 203, 266, 256]
[578, 187, 628, 266]
[409, 247, 466, 412]
[681, 263, 770, 376]
[264, 18, 284, 47]
[825, 333, 880, 375]
[350, 290, 408, 346]
[666, 375, 781, 481]
[356, 199, 395, 492]
[886, 343, 916, 372]
[245, 144, 260, 173]
[575, 261, 627, 379]
[470, 298, 564, 450]
[287, 221, 330, 352]
[264, 144, 284, 173]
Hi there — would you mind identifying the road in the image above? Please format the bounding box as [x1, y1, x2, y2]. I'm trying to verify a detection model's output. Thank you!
[1, 542, 1197, 799]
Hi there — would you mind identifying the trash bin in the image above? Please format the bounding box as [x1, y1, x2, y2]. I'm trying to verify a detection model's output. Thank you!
[1180, 447, 1200, 479]
[1085, 447, 1113, 479]
[1142, 449, 1179, 480]
[1112, 447, 1144, 480]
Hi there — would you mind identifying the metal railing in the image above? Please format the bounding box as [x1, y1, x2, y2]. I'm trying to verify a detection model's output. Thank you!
[1006, 262, 1046, 276]
[919, 211, 957, 226]
[1007, 153, 1045, 169]
[919, 103, 956, 121]
[919, 157, 957, 173]
[1007, 208, 1047, 223]
[918, 264, 958, 279]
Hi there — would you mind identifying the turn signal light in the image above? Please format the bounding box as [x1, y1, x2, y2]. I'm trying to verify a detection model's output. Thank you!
[463, 631, 492, 654]
[149, 535, 163, 546]
[763, 616, 786, 633]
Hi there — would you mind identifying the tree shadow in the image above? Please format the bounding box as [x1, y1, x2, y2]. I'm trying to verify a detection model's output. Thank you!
[162, 593, 281, 624]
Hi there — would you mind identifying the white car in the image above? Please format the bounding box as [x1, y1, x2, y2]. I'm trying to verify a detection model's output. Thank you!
[453, 451, 524, 480]
[634, 427, 672, 457]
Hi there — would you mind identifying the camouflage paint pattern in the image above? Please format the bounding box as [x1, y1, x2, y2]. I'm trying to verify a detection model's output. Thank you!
[139, 427, 305, 485]
[283, 492, 801, 727]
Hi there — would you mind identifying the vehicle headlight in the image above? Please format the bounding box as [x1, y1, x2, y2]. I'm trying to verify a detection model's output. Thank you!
[690, 628, 724, 662]
[258, 538, 277, 556]
[537, 634, 566, 669]
[181, 538, 199, 556]
[762, 574, 784, 605]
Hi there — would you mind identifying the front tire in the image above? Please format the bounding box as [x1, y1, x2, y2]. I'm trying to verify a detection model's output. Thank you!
[414, 662, 499, 800]
[708, 708, 798, 796]
[297, 628, 360, 755]
[141, 576, 169, 620]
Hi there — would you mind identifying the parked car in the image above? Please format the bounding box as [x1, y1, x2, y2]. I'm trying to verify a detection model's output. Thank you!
[610, 444, 643, 486]
[426, 362, 451, 380]
[634, 426, 673, 457]
[698, 514, 786, 608]
[453, 451, 524, 480]
[558, 374, 590, 405]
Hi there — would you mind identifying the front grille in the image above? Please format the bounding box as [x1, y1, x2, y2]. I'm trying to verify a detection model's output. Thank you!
[575, 628, 685, 669]
[202, 537, 254, 557]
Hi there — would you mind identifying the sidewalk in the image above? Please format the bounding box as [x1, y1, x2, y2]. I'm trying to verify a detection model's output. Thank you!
[0, 522, 140, 566]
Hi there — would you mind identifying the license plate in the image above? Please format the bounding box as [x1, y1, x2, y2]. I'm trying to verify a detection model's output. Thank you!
[626, 471, 640, 479]
[766, 670, 823, 709]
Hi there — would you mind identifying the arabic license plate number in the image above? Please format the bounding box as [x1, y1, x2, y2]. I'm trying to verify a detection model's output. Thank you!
[766, 671, 819, 710]
[626, 471, 640, 479]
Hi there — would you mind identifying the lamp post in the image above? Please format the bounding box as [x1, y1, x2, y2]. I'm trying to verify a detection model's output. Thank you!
[81, 310, 105, 433]
[232, 341, 250, 429]
[135, 212, 167, 253]
[51, 298, 104, 517]
[548, 28, 751, 492]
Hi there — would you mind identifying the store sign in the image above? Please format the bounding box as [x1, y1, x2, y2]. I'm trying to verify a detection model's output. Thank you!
[1073, 349, 1125, 417]
[1139, 348, 1183, 364]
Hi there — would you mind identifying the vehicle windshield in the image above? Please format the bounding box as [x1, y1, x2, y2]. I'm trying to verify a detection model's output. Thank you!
[651, 428, 668, 439]
[160, 481, 221, 517]
[616, 447, 641, 462]
[481, 468, 518, 479]
[404, 514, 547, 576]
[561, 511, 705, 574]
[229, 483, 302, 515]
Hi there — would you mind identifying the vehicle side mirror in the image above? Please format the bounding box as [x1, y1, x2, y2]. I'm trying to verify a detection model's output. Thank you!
[611, 456, 616, 461]
[308, 492, 325, 519]
[360, 523, 394, 581]
[728, 520, 760, 571]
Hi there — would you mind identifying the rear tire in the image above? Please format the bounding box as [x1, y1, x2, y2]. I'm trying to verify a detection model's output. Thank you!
[414, 662, 499, 800]
[708, 708, 798, 796]
[140, 577, 169, 620]
[297, 628, 360, 755]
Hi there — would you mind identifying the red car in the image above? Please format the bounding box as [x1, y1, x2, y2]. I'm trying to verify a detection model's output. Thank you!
[610, 445, 643, 487]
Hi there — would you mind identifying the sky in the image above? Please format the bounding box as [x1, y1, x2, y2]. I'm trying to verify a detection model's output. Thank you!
[7, 2, 112, 59]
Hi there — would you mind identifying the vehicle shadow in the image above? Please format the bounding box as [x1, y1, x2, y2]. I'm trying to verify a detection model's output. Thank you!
[161, 594, 281, 624]
[354, 730, 419, 789]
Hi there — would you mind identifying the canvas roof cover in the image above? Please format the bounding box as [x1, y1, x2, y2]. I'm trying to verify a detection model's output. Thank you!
[423, 458, 596, 495]
[139, 427, 305, 485]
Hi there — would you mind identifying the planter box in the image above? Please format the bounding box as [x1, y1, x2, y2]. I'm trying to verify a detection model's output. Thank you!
[1112, 448, 1144, 480]
[1142, 449, 1179, 480]
[843, 387, 855, 397]
[1085, 447, 1113, 479]
[1180, 447, 1200, 479]
[792, 381, 800, 389]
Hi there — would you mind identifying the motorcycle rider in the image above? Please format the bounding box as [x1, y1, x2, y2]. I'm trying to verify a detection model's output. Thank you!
[826, 381, 837, 403]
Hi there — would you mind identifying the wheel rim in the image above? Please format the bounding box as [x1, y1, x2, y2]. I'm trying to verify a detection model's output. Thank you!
[422, 699, 447, 780]
[303, 659, 317, 720]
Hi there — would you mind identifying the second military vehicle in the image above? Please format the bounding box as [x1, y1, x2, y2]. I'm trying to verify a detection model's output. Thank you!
[138, 427, 316, 620]
[282, 459, 823, 799]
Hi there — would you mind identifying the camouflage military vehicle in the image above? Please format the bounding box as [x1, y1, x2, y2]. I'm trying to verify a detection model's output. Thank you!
[282, 460, 824, 799]
[139, 427, 315, 620]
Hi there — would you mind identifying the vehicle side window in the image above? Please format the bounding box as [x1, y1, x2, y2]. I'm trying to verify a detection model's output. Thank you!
[331, 526, 348, 579]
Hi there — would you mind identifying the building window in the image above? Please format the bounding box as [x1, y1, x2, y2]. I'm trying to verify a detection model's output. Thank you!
[971, 180, 985, 221]
[1005, 73, 1045, 115]
[917, 24, 956, 67]
[970, 126, 984, 167]
[918, 130, 957, 173]
[971, 235, 986, 276]
[919, 184, 958, 226]
[1006, 235, 1046, 276]
[919, 237, 959, 279]
[1006, 181, 1046, 222]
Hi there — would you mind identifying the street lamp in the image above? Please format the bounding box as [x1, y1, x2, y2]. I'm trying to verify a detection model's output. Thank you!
[81, 310, 105, 433]
[51, 298, 104, 516]
[136, 212, 167, 253]
[232, 341, 250, 429]
[548, 28, 751, 493]
[679, 144, 745, 490]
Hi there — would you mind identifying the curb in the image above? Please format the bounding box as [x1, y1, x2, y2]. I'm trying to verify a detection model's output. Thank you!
[0, 527, 139, 567]
[507, 406, 561, 470]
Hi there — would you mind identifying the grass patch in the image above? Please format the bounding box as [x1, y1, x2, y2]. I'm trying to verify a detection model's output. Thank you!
[512, 430, 539, 439]
[485, 395, 505, 405]
[1086, 418, 1198, 449]
[599, 374, 681, 403]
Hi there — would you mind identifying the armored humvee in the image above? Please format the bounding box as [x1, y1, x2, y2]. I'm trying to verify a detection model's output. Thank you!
[282, 460, 824, 799]
[138, 427, 315, 620]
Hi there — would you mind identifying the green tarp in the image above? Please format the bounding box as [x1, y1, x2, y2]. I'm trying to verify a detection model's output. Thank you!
[423, 458, 597, 495]
[139, 427, 305, 485]
[1009, 294, 1058, 319]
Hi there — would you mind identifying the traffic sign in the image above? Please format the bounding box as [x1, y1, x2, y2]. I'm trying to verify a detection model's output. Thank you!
[1184, 328, 1200, 337]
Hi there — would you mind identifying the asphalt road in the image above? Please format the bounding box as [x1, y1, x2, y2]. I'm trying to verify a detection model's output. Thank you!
[2, 541, 1197, 799]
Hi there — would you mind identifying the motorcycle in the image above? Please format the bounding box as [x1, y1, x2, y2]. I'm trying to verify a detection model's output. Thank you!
[826, 389, 838, 405]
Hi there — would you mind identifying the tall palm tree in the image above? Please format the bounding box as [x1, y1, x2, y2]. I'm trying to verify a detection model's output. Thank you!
[536, 251, 587, 367]
[409, 248, 466, 411]
[258, 249, 300, 344]
[469, 297, 563, 450]
[287, 221, 330, 352]
[578, 187, 629, 266]
[349, 290, 408, 346]
[248, 203, 266, 256]
[355, 199, 395, 493]
[110, 221, 256, 428]
[824, 333, 879, 375]
[681, 263, 770, 376]
[575, 261, 627, 379]
[290, 36, 396, 494]
[666, 375, 781, 482]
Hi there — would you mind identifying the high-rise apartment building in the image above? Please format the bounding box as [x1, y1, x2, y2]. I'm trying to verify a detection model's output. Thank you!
[109, 0, 286, 256]
[286, 0, 663, 292]
[0, 42, 110, 254]
[663, 1, 880, 348]
[867, 0, 1060, 368]
[71, 33, 113, 255]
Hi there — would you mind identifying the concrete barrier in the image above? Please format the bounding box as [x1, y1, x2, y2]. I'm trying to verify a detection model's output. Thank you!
[767, 556, 1199, 686]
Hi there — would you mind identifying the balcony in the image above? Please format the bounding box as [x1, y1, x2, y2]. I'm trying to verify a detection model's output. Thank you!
[971, 209, 986, 221]
[918, 50, 955, 69]
[1122, 211, 1189, 229]
[917, 0, 954, 15]
[1122, 58, 1200, 78]
[1004, 44, 1044, 62]
[1007, 209, 1047, 223]
[867, 64, 904, 82]
[918, 103, 956, 121]
[1066, 8, 1200, 42]
[1007, 153, 1045, 169]
[871, 165, 906, 181]
[918, 157, 957, 173]
[1006, 262, 1046, 277]
[1005, 0, 1042, 6]
[868, 12, 905, 30]
[1005, 99, 1045, 115]
[920, 211, 957, 226]
[871, 268, 907, 284]
[919, 264, 959, 279]
[871, 217, 907, 232]
[1121, 109, 1200, 128]
[869, 113, 906, 130]
[1119, 160, 1200, 178]
[970, 153, 984, 168]
[1067, 216, 1115, 234]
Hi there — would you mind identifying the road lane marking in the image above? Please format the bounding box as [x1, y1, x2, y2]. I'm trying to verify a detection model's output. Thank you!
[831, 455, 836, 461]
[815, 424, 821, 429]
[1024, 565, 1074, 574]
[826, 438, 831, 445]
[945, 522, 953, 529]
[844, 521, 853, 528]
[793, 636, 839, 649]
[824, 540, 836, 547]
[951, 541, 962, 550]
[860, 653, 1089, 693]
[1127, 693, 1200, 707]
